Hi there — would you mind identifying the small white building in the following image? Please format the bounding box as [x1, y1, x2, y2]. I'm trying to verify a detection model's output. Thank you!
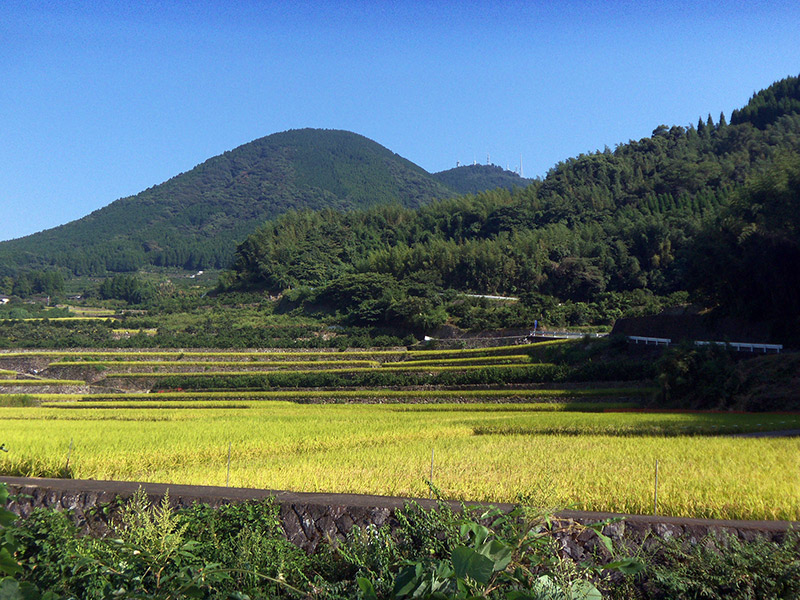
[0, 296, 9, 305]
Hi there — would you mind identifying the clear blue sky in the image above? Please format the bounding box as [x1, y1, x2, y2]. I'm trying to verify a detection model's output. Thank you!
[2, 0, 799, 242]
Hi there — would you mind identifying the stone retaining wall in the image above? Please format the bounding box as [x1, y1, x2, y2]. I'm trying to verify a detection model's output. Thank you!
[1, 477, 794, 558]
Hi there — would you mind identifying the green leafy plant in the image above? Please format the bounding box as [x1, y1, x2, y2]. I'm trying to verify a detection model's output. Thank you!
[0, 482, 61, 600]
[347, 490, 644, 600]
[646, 529, 800, 599]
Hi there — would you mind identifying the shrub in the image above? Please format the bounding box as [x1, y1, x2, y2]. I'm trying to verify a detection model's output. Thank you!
[646, 530, 800, 599]
[654, 343, 740, 409]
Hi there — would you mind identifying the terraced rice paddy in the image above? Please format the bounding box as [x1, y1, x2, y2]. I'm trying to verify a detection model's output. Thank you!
[0, 379, 85, 386]
[1, 403, 798, 521]
[0, 341, 798, 521]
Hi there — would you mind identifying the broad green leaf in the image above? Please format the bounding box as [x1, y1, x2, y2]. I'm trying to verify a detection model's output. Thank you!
[0, 579, 22, 600]
[178, 584, 205, 599]
[393, 564, 421, 597]
[0, 550, 21, 577]
[0, 578, 43, 600]
[357, 577, 378, 600]
[452, 546, 494, 585]
[505, 592, 535, 600]
[480, 539, 513, 571]
[571, 580, 602, 600]
[585, 518, 624, 555]
[459, 523, 490, 546]
[0, 510, 16, 529]
[434, 561, 454, 580]
[605, 557, 645, 575]
[592, 530, 614, 555]
[0, 486, 8, 506]
[534, 575, 557, 591]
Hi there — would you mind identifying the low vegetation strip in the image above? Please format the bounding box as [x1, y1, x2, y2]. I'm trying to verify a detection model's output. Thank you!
[0, 350, 409, 361]
[106, 365, 572, 390]
[104, 363, 559, 380]
[0, 403, 796, 520]
[0, 316, 117, 322]
[50, 359, 382, 369]
[0, 379, 84, 386]
[472, 416, 800, 437]
[26, 387, 653, 404]
[405, 341, 569, 361]
[0, 370, 15, 377]
[130, 362, 651, 391]
[377, 363, 548, 372]
[48, 401, 258, 409]
[390, 355, 530, 366]
[42, 400, 638, 410]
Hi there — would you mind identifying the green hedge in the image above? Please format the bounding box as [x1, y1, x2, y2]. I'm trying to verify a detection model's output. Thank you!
[146, 365, 568, 390]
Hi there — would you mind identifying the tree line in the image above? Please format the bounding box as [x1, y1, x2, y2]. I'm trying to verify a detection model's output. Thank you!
[221, 75, 800, 335]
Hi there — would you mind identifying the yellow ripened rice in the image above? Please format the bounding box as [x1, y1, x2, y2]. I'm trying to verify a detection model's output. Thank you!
[1, 403, 797, 521]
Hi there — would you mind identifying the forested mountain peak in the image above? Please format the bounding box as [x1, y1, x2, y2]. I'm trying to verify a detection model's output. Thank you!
[432, 164, 534, 195]
[730, 74, 800, 129]
[0, 129, 456, 275]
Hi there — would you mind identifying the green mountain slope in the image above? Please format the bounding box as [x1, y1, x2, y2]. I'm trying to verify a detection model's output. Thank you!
[226, 75, 800, 335]
[432, 164, 534, 195]
[0, 129, 456, 275]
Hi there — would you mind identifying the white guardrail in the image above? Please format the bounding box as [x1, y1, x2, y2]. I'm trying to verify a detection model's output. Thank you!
[695, 340, 783, 354]
[528, 331, 607, 339]
[628, 336, 671, 346]
[625, 336, 783, 353]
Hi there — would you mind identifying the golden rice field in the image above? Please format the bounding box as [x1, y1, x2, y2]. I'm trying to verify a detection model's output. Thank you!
[1, 402, 798, 521]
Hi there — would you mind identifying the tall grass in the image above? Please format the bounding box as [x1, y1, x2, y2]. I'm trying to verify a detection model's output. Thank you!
[0, 394, 40, 407]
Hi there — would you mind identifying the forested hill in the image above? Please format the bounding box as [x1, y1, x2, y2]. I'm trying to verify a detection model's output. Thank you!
[432, 164, 533, 194]
[226, 75, 800, 336]
[0, 129, 456, 275]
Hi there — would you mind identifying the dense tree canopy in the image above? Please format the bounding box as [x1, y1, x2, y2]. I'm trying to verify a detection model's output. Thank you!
[687, 154, 800, 322]
[0, 129, 458, 276]
[222, 75, 800, 335]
